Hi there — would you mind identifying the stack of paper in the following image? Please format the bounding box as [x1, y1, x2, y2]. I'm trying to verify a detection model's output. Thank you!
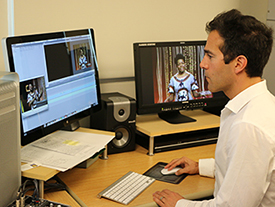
[21, 130, 114, 171]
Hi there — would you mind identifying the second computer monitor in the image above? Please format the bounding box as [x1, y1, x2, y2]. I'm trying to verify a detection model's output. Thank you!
[3, 28, 102, 145]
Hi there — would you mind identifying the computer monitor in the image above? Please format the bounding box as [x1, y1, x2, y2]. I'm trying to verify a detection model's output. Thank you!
[2, 28, 101, 145]
[133, 40, 228, 124]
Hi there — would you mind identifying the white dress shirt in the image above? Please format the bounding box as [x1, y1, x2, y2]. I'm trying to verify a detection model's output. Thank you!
[176, 80, 275, 207]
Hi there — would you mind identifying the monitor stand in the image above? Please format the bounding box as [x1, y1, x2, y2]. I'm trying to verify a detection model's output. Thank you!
[158, 111, 196, 124]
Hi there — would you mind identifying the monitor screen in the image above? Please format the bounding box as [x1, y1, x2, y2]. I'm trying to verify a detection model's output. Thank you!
[2, 28, 101, 145]
[133, 40, 228, 124]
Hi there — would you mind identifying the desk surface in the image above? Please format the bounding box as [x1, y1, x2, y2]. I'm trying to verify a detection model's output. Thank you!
[44, 191, 81, 207]
[58, 144, 216, 207]
[136, 110, 220, 137]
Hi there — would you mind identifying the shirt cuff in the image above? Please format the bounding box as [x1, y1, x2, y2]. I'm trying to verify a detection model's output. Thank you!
[199, 158, 215, 178]
[176, 199, 189, 207]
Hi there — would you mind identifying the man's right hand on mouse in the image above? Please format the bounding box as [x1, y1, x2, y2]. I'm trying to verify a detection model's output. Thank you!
[164, 156, 199, 175]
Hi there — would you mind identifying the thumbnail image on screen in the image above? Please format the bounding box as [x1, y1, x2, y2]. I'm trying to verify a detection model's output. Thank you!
[20, 76, 48, 114]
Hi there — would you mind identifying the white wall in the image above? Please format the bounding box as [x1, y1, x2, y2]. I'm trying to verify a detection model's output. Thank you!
[239, 0, 269, 22]
[0, 1, 8, 72]
[0, 0, 270, 98]
[264, 0, 275, 95]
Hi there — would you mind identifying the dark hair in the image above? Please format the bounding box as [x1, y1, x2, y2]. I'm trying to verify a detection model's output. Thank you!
[174, 54, 185, 65]
[205, 9, 273, 77]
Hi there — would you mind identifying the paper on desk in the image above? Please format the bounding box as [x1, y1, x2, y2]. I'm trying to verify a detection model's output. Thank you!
[21, 130, 114, 172]
[31, 132, 91, 156]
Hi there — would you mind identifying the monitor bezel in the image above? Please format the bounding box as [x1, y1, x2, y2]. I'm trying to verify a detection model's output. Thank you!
[3, 28, 102, 146]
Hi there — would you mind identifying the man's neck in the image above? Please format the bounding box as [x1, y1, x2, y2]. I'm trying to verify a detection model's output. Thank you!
[226, 77, 262, 99]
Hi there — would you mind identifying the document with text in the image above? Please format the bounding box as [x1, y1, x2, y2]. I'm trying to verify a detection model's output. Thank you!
[21, 130, 114, 171]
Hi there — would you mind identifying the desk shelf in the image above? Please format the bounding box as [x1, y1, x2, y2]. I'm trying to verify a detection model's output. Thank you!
[136, 127, 219, 154]
[136, 110, 220, 155]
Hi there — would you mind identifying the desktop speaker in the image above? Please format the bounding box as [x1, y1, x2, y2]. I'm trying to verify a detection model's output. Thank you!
[0, 72, 21, 207]
[90, 92, 136, 154]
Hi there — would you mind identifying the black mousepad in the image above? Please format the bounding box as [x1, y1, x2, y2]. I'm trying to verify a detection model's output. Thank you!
[143, 162, 188, 184]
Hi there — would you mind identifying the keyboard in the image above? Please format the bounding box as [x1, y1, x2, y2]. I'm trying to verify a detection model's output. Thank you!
[98, 171, 155, 205]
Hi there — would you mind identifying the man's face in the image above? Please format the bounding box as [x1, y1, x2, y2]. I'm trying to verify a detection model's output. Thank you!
[200, 30, 235, 95]
[177, 59, 186, 73]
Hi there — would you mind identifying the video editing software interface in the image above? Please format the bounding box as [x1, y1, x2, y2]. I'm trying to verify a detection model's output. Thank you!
[10, 31, 99, 139]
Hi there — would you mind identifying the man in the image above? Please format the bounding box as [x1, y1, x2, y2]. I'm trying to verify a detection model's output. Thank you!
[153, 9, 275, 207]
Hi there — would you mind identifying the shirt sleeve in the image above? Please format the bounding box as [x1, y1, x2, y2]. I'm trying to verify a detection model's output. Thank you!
[168, 77, 175, 94]
[176, 198, 214, 207]
[213, 122, 274, 206]
[174, 159, 216, 207]
[199, 158, 215, 178]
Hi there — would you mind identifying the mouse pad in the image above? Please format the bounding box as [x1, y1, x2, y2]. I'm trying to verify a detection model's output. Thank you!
[143, 162, 188, 184]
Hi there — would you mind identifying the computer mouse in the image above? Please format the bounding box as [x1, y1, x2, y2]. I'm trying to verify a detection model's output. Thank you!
[161, 167, 182, 175]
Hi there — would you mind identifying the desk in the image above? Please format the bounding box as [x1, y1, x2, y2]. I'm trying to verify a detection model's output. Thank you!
[136, 110, 220, 155]
[58, 143, 216, 207]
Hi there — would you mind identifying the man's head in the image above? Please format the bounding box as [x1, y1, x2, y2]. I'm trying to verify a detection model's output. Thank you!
[205, 9, 273, 78]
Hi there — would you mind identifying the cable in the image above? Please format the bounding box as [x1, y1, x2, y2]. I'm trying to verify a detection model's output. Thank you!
[10, 178, 69, 207]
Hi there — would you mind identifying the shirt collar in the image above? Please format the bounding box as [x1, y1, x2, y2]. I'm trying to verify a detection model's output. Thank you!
[224, 80, 267, 114]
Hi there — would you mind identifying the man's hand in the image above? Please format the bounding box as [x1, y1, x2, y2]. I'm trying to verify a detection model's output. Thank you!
[153, 189, 184, 207]
[165, 156, 199, 175]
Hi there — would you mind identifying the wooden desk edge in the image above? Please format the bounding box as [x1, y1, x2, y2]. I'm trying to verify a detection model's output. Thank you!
[136, 189, 214, 207]
[44, 190, 81, 207]
[21, 165, 59, 181]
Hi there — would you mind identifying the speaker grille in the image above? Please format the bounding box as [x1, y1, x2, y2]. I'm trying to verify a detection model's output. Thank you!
[111, 126, 130, 148]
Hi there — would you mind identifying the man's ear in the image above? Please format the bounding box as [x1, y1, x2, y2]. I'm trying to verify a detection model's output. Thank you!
[234, 55, 247, 74]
